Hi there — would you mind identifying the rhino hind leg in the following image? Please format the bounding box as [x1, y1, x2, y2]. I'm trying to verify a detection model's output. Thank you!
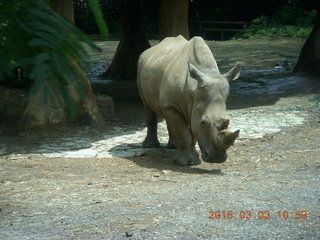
[143, 105, 161, 148]
[164, 109, 200, 166]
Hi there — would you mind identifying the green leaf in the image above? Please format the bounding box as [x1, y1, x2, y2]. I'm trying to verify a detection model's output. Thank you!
[87, 0, 109, 40]
[1, 0, 104, 122]
[28, 38, 55, 49]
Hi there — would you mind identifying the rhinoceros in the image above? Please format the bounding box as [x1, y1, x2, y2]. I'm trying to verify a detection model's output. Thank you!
[137, 35, 240, 165]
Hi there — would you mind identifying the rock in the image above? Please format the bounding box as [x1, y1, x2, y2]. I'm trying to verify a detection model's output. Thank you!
[95, 95, 114, 119]
[162, 170, 172, 175]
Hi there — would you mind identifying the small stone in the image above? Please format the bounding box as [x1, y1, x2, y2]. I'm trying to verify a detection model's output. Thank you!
[96, 152, 113, 158]
[8, 154, 25, 160]
[162, 170, 172, 175]
[80, 142, 92, 148]
[42, 152, 65, 158]
[65, 142, 75, 147]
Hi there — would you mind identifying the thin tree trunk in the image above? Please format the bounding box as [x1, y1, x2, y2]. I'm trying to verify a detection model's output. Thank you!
[159, 0, 189, 40]
[294, 7, 320, 75]
[100, 0, 150, 81]
[51, 0, 74, 23]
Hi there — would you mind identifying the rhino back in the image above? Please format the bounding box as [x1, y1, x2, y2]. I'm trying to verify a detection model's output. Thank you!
[138, 36, 218, 117]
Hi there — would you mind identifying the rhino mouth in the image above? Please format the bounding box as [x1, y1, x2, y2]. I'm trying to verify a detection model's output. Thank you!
[201, 148, 228, 163]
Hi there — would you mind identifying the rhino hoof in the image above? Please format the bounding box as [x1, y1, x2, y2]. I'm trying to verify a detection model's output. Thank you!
[143, 139, 161, 148]
[189, 150, 201, 165]
[173, 158, 189, 166]
[189, 158, 201, 166]
[167, 141, 177, 149]
[174, 149, 200, 166]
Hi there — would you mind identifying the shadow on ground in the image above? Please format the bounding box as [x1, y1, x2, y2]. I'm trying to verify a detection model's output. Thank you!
[228, 72, 320, 109]
[126, 148, 225, 175]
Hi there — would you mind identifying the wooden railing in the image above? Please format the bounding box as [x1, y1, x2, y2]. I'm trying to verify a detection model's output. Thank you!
[192, 21, 248, 40]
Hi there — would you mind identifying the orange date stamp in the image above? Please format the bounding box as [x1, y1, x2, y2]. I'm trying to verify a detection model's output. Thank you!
[208, 210, 309, 220]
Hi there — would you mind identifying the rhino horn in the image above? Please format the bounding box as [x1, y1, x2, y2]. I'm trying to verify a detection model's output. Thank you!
[218, 129, 240, 148]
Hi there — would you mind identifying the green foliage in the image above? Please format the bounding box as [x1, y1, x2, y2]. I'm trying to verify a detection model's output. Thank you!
[87, 0, 109, 39]
[272, 6, 317, 27]
[74, 0, 119, 35]
[0, 0, 102, 118]
[239, 24, 313, 39]
[236, 6, 316, 39]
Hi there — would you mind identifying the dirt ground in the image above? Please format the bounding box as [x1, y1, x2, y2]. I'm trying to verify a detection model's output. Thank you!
[1, 38, 320, 240]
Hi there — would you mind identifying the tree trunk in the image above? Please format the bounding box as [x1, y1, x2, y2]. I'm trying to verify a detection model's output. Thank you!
[159, 0, 189, 40]
[294, 7, 320, 75]
[100, 0, 150, 81]
[20, 61, 104, 129]
[51, 0, 74, 23]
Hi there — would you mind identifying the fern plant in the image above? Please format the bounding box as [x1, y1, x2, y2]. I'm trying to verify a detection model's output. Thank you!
[0, 0, 108, 121]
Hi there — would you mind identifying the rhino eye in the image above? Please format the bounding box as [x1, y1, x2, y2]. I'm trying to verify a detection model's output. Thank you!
[200, 119, 209, 126]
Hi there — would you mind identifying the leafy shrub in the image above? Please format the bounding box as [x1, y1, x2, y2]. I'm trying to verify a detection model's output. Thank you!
[236, 6, 316, 39]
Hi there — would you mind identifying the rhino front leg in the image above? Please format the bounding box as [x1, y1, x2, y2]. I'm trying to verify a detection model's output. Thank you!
[166, 126, 177, 149]
[164, 109, 200, 165]
[143, 105, 160, 148]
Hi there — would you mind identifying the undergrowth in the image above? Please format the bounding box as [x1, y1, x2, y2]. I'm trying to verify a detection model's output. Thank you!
[236, 7, 316, 39]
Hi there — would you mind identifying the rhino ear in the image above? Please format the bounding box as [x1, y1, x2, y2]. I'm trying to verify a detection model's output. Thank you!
[188, 62, 207, 87]
[224, 62, 242, 83]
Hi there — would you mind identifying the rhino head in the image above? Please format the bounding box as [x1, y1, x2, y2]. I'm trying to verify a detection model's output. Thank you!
[189, 62, 241, 163]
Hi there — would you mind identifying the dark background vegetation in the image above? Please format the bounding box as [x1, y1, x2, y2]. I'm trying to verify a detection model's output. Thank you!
[74, 0, 316, 39]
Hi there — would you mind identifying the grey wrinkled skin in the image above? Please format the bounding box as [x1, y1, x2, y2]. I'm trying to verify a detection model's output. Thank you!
[137, 35, 240, 165]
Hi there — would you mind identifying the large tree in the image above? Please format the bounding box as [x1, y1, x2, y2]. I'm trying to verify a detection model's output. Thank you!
[294, 3, 320, 75]
[51, 0, 74, 23]
[159, 0, 190, 40]
[100, 0, 150, 81]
